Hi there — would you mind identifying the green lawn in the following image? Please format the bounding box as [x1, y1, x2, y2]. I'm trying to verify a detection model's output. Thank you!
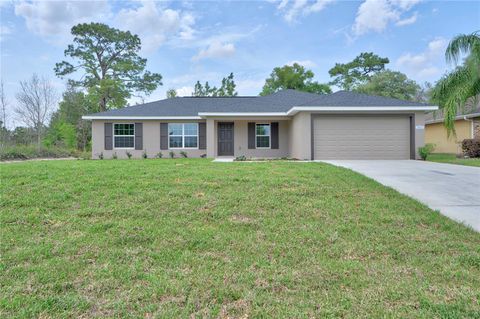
[427, 153, 480, 167]
[1, 159, 479, 318]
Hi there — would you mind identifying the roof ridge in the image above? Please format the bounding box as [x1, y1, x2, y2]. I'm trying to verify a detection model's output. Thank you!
[180, 96, 258, 98]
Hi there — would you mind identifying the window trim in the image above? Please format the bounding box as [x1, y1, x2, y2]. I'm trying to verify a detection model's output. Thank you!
[168, 123, 199, 149]
[255, 123, 271, 149]
[113, 123, 135, 149]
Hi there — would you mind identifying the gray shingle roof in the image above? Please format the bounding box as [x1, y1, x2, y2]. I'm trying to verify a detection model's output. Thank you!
[302, 90, 431, 107]
[85, 89, 432, 118]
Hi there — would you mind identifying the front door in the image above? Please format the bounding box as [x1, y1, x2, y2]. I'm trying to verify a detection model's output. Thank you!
[217, 122, 234, 156]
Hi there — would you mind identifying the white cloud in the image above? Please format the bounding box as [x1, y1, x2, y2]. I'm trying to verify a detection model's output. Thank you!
[116, 1, 196, 54]
[396, 12, 418, 26]
[275, 0, 335, 23]
[396, 37, 448, 79]
[14, 0, 109, 39]
[14, 0, 196, 52]
[427, 37, 448, 54]
[352, 0, 421, 36]
[305, 0, 334, 14]
[392, 0, 422, 10]
[175, 86, 194, 96]
[192, 41, 235, 61]
[286, 59, 317, 68]
[416, 66, 441, 78]
[181, 26, 261, 62]
[353, 0, 399, 35]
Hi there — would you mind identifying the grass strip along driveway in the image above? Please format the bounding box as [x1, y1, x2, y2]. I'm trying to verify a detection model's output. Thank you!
[1, 159, 479, 318]
[427, 153, 480, 167]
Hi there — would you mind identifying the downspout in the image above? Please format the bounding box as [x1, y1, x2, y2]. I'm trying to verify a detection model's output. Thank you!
[463, 116, 474, 139]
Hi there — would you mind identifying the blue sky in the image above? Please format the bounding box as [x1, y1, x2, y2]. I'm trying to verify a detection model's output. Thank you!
[0, 0, 479, 127]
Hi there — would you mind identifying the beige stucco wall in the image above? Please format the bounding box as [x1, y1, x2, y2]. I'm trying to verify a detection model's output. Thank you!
[232, 120, 290, 158]
[92, 120, 207, 159]
[414, 111, 425, 158]
[206, 118, 216, 158]
[92, 119, 289, 159]
[425, 119, 473, 154]
[289, 112, 311, 160]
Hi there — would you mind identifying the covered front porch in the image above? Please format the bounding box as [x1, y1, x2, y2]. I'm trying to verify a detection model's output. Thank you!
[204, 118, 291, 159]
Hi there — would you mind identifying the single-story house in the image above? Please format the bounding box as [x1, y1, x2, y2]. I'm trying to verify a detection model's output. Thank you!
[82, 90, 437, 160]
[425, 102, 480, 154]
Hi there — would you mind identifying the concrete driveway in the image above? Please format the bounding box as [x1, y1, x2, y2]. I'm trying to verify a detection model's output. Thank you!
[322, 160, 480, 232]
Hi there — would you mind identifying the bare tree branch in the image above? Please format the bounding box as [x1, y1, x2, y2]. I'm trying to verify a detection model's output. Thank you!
[14, 74, 58, 147]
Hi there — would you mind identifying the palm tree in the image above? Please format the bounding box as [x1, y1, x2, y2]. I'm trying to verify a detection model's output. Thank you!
[431, 31, 480, 135]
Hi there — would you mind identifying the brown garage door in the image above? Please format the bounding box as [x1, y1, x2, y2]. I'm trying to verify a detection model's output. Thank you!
[313, 115, 411, 160]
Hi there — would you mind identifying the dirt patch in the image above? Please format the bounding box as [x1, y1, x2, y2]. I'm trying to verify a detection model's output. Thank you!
[230, 215, 255, 224]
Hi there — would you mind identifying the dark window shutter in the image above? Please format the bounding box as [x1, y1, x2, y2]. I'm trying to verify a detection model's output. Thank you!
[104, 123, 113, 150]
[199, 122, 206, 149]
[135, 123, 143, 150]
[271, 122, 279, 149]
[160, 123, 168, 150]
[248, 122, 255, 149]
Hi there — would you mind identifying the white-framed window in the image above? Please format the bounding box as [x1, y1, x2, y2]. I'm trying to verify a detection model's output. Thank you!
[114, 123, 135, 148]
[169, 123, 198, 149]
[256, 123, 271, 149]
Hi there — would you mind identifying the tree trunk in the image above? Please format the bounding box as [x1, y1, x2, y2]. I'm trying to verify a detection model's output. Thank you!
[100, 96, 107, 112]
[37, 125, 41, 150]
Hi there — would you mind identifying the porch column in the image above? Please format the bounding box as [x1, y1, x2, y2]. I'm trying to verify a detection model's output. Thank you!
[206, 118, 216, 158]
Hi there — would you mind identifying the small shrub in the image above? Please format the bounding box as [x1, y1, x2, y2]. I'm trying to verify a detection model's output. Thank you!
[72, 150, 91, 160]
[112, 152, 118, 159]
[235, 155, 247, 161]
[418, 143, 435, 160]
[461, 139, 480, 158]
[155, 152, 163, 159]
[142, 150, 148, 159]
[169, 151, 175, 159]
[180, 151, 187, 158]
[126, 151, 132, 159]
[98, 152, 104, 160]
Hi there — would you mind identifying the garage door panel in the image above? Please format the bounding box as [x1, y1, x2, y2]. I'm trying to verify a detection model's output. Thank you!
[313, 116, 410, 160]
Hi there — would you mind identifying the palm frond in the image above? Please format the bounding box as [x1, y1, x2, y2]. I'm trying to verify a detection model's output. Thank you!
[431, 66, 477, 136]
[445, 31, 480, 64]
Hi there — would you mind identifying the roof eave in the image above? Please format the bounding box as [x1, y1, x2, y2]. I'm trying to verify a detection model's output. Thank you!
[287, 105, 439, 116]
[81, 115, 203, 120]
[197, 112, 288, 118]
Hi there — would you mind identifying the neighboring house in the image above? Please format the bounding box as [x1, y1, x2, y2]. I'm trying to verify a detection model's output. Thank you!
[82, 90, 436, 160]
[425, 101, 480, 154]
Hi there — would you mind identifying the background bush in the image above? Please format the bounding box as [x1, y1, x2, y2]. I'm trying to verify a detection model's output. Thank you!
[0, 145, 75, 161]
[462, 139, 480, 158]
